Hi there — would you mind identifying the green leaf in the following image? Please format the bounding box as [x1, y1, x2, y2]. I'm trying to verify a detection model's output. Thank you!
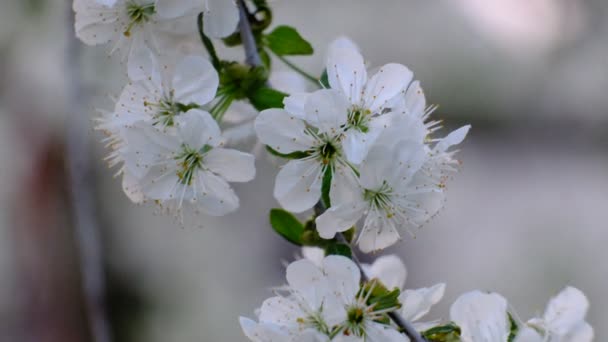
[423, 323, 461, 342]
[265, 146, 310, 160]
[321, 167, 332, 208]
[265, 26, 313, 56]
[269, 209, 304, 245]
[325, 243, 352, 258]
[359, 279, 401, 312]
[259, 48, 272, 69]
[319, 69, 330, 88]
[508, 313, 518, 342]
[249, 87, 287, 111]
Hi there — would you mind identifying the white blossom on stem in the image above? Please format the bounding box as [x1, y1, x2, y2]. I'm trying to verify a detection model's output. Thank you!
[515, 287, 593, 342]
[240, 256, 407, 342]
[362, 255, 445, 331]
[450, 291, 511, 342]
[123, 109, 255, 216]
[73, 0, 237, 79]
[255, 89, 359, 213]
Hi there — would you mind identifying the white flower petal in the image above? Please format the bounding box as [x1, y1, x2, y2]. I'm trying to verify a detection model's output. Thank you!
[362, 255, 407, 291]
[323, 255, 360, 303]
[258, 296, 302, 326]
[73, 0, 119, 45]
[403, 80, 426, 118]
[204, 148, 255, 182]
[563, 322, 594, 342]
[399, 283, 445, 322]
[304, 89, 349, 135]
[255, 109, 316, 154]
[357, 211, 401, 253]
[329, 163, 361, 206]
[450, 291, 510, 342]
[285, 258, 326, 309]
[274, 159, 324, 213]
[203, 0, 239, 38]
[176, 109, 221, 148]
[363, 63, 413, 113]
[543, 286, 589, 335]
[326, 46, 367, 105]
[122, 170, 145, 204]
[195, 170, 240, 215]
[434, 125, 471, 153]
[316, 201, 366, 239]
[172, 56, 219, 106]
[283, 93, 310, 120]
[513, 327, 544, 342]
[127, 36, 156, 81]
[341, 123, 384, 165]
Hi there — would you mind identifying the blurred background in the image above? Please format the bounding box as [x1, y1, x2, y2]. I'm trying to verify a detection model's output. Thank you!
[0, 0, 607, 341]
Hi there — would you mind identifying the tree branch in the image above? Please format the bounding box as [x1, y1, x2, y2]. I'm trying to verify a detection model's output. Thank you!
[237, 0, 263, 67]
[65, 2, 112, 342]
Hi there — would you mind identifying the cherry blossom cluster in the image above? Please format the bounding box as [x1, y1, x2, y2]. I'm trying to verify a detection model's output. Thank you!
[256, 40, 470, 252]
[73, 1, 595, 341]
[242, 252, 593, 342]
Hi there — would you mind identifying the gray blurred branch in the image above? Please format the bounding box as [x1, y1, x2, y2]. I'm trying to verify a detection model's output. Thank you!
[237, 0, 263, 67]
[65, 2, 112, 342]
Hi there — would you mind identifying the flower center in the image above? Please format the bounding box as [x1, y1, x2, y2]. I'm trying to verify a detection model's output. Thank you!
[317, 140, 338, 165]
[175, 144, 212, 185]
[146, 93, 200, 127]
[363, 181, 393, 215]
[347, 107, 371, 133]
[345, 305, 367, 337]
[124, 1, 155, 37]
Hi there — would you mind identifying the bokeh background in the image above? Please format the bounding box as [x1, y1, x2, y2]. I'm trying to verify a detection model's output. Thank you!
[1, 0, 607, 341]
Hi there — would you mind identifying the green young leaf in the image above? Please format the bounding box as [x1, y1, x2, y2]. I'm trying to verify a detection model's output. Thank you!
[508, 313, 518, 342]
[265, 26, 313, 56]
[321, 167, 332, 208]
[319, 69, 330, 88]
[265, 146, 310, 160]
[249, 87, 287, 111]
[360, 279, 401, 312]
[269, 209, 304, 245]
[422, 323, 461, 342]
[325, 243, 352, 258]
[259, 48, 272, 69]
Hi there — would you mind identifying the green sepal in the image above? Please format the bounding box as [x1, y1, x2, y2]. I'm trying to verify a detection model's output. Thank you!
[508, 313, 518, 342]
[324, 243, 352, 259]
[264, 25, 313, 56]
[249, 87, 287, 111]
[319, 69, 330, 88]
[360, 279, 401, 312]
[422, 323, 461, 342]
[269, 208, 304, 246]
[341, 226, 356, 243]
[265, 146, 310, 160]
[321, 167, 332, 208]
[259, 48, 272, 69]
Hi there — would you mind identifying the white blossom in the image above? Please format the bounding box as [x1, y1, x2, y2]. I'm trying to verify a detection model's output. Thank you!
[241, 256, 407, 342]
[123, 109, 255, 215]
[255, 89, 359, 213]
[97, 55, 221, 203]
[362, 255, 445, 331]
[73, 0, 237, 79]
[450, 291, 511, 342]
[323, 40, 414, 164]
[515, 287, 593, 342]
